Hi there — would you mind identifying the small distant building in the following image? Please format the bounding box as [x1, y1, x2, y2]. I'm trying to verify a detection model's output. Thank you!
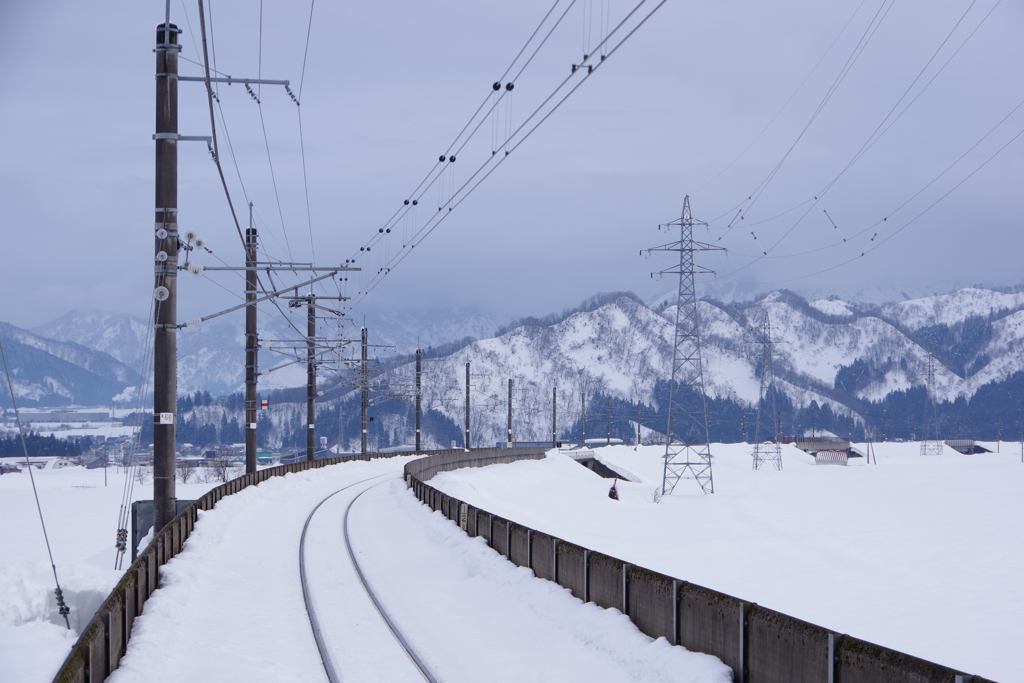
[50, 458, 76, 470]
[943, 439, 990, 454]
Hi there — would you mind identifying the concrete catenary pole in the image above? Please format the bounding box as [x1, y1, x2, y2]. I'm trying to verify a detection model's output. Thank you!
[361, 327, 368, 458]
[415, 349, 422, 452]
[464, 362, 471, 450]
[153, 21, 179, 532]
[306, 298, 316, 461]
[244, 207, 258, 474]
[507, 378, 513, 446]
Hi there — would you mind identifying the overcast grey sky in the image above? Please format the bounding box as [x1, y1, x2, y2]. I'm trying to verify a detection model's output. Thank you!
[1, 0, 1022, 330]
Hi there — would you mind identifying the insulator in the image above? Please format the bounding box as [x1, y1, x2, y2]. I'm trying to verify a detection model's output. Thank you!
[155, 228, 168, 239]
[185, 230, 198, 242]
[449, 156, 456, 162]
[404, 199, 410, 205]
[379, 228, 384, 233]
[439, 155, 446, 162]
[493, 82, 501, 91]
[154, 286, 170, 301]
[156, 251, 168, 262]
[360, 247, 365, 251]
[505, 82, 514, 91]
[194, 238, 205, 249]
[385, 228, 390, 233]
[412, 199, 418, 206]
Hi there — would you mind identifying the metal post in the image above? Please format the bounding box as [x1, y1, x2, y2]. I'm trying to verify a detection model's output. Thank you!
[739, 602, 749, 683]
[607, 396, 612, 446]
[465, 362, 471, 450]
[552, 385, 557, 448]
[361, 327, 368, 458]
[244, 208, 257, 474]
[581, 392, 586, 448]
[153, 21, 180, 533]
[415, 349, 422, 452]
[306, 299, 316, 461]
[637, 401, 641, 448]
[827, 633, 837, 683]
[507, 378, 513, 446]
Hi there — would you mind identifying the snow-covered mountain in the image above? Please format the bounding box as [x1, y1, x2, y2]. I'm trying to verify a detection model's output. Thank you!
[0, 322, 136, 406]
[10, 286, 1024, 427]
[376, 287, 1024, 446]
[28, 306, 505, 397]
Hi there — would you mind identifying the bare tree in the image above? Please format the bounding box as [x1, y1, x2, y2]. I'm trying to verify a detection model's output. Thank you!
[177, 459, 198, 484]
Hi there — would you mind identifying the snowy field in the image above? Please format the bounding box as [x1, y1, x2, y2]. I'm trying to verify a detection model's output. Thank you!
[431, 442, 1023, 683]
[0, 463, 219, 682]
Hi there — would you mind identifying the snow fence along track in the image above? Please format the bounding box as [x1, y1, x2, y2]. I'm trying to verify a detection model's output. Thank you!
[49, 447, 526, 683]
[406, 450, 999, 683]
[299, 478, 438, 683]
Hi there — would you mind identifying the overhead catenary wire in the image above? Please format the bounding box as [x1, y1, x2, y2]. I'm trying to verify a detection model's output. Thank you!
[343, 0, 668, 314]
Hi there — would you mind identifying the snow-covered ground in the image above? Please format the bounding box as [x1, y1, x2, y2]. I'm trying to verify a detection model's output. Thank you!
[0, 464, 216, 682]
[431, 443, 1023, 683]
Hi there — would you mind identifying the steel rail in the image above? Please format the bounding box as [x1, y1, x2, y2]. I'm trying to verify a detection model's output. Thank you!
[344, 484, 441, 683]
[300, 475, 437, 683]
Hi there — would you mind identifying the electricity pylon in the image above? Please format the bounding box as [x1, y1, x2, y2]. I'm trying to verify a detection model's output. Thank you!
[644, 196, 723, 495]
[751, 312, 783, 470]
[921, 349, 943, 455]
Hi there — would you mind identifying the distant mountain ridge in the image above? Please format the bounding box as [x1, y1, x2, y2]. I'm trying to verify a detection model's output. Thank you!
[5, 287, 1024, 428]
[0, 322, 136, 406]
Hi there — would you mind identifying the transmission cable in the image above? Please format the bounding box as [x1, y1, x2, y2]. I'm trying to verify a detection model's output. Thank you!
[0, 336, 71, 628]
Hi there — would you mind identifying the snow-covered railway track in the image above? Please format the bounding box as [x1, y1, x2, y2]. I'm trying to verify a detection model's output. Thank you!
[300, 477, 439, 683]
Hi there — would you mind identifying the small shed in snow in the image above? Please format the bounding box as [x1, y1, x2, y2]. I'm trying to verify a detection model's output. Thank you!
[814, 450, 848, 466]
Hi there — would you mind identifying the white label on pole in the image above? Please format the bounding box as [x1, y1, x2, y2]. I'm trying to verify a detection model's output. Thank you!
[248, 423, 257, 429]
[308, 424, 315, 429]
[158, 412, 174, 424]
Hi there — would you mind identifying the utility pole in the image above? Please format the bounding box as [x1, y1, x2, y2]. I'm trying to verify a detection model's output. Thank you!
[415, 349, 422, 452]
[306, 299, 316, 461]
[153, 20, 180, 533]
[464, 362, 471, 450]
[637, 401, 642, 448]
[581, 392, 586, 448]
[881, 410, 886, 442]
[244, 205, 258, 473]
[551, 385, 557, 449]
[361, 327, 369, 458]
[607, 396, 612, 446]
[507, 378, 513, 446]
[997, 420, 1002, 452]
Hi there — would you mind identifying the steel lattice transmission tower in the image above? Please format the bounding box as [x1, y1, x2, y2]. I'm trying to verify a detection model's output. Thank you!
[645, 196, 723, 495]
[921, 349, 943, 455]
[751, 312, 783, 470]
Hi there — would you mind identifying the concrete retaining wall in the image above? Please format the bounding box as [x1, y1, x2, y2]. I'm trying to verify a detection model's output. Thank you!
[406, 450, 996, 683]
